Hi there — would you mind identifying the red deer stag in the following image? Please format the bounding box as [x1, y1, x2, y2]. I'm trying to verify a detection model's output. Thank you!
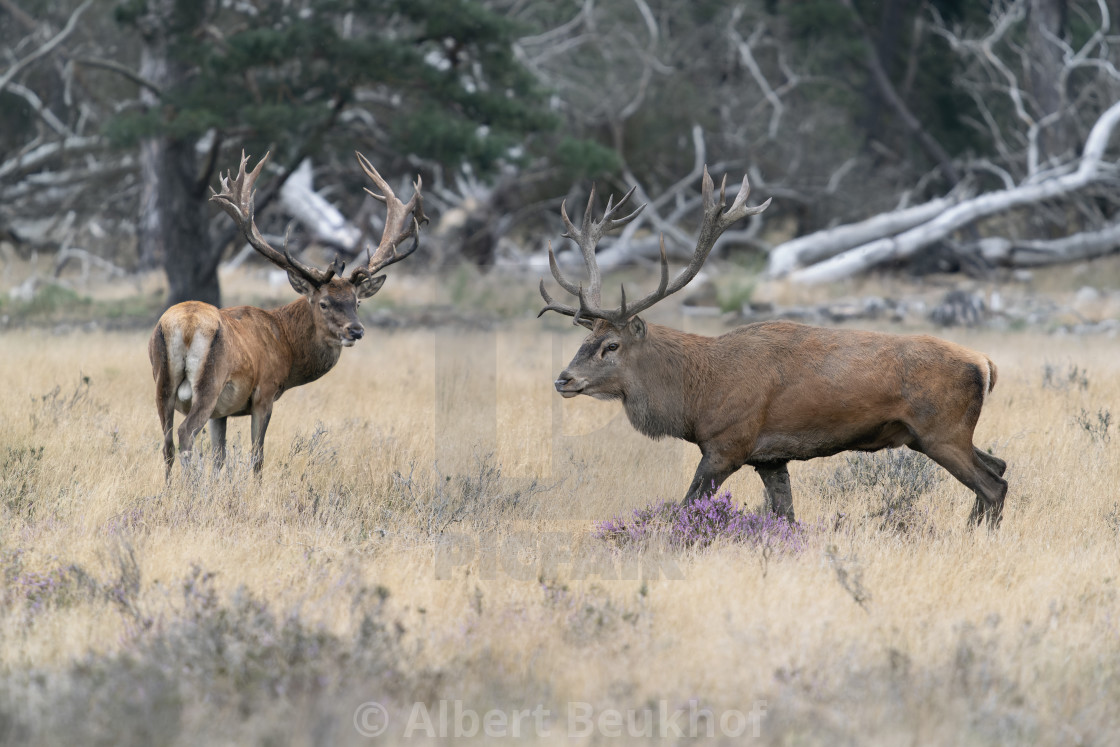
[539, 169, 1007, 527]
[149, 151, 425, 477]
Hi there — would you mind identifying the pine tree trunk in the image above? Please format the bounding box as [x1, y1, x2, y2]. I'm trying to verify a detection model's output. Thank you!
[135, 0, 221, 309]
[161, 138, 220, 307]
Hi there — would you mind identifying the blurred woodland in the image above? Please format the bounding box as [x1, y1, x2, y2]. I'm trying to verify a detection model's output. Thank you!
[2, 0, 1120, 308]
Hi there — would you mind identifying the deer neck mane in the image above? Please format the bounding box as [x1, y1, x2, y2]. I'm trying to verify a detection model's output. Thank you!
[621, 323, 712, 443]
[274, 297, 343, 387]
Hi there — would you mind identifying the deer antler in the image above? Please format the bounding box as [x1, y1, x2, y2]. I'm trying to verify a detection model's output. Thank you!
[537, 186, 646, 326]
[210, 152, 342, 288]
[349, 152, 427, 283]
[539, 167, 770, 327]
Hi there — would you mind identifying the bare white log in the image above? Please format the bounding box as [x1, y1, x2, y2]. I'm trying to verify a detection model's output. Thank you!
[768, 192, 965, 278]
[789, 99, 1120, 284]
[277, 159, 361, 250]
[971, 221, 1120, 266]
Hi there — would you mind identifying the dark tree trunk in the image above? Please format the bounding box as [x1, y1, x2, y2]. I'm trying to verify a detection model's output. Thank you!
[860, 0, 913, 143]
[135, 0, 221, 308]
[161, 137, 221, 307]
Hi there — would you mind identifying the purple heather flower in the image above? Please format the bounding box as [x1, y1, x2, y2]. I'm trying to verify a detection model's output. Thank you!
[594, 489, 809, 553]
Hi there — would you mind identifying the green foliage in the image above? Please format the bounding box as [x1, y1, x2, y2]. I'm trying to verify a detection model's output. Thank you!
[3, 283, 163, 324]
[717, 276, 757, 314]
[552, 137, 622, 181]
[109, 0, 555, 175]
[112, 0, 146, 26]
[14, 284, 87, 316]
[395, 106, 515, 173]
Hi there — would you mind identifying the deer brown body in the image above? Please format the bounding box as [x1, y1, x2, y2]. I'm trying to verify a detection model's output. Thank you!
[540, 169, 1007, 527]
[150, 152, 425, 476]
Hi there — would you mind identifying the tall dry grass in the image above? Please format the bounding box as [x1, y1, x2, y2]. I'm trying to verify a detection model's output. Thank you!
[1, 309, 1119, 745]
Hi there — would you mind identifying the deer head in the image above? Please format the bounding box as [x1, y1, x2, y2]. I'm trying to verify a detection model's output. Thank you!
[210, 151, 427, 347]
[539, 168, 770, 398]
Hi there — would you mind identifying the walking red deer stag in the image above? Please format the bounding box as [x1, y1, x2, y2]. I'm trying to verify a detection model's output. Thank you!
[149, 151, 425, 477]
[539, 169, 1007, 527]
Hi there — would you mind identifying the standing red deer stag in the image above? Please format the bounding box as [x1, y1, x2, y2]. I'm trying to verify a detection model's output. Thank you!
[149, 151, 425, 476]
[539, 169, 1007, 527]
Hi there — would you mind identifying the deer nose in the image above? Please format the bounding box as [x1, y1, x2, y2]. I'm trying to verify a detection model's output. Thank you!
[347, 324, 364, 340]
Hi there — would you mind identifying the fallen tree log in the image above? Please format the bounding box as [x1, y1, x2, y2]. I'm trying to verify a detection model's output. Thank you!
[970, 222, 1120, 267]
[787, 99, 1120, 284]
[767, 191, 966, 277]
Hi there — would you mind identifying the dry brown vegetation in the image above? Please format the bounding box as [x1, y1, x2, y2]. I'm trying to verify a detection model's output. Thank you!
[2, 270, 1120, 745]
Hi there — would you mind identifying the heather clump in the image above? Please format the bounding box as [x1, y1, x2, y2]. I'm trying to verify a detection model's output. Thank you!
[594, 489, 810, 552]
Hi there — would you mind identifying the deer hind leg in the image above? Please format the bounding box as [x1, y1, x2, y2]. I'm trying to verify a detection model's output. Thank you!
[159, 395, 177, 480]
[209, 417, 228, 471]
[151, 327, 178, 480]
[920, 440, 1008, 529]
[156, 386, 178, 481]
[175, 337, 223, 477]
[756, 462, 795, 522]
[176, 384, 221, 476]
[974, 447, 1007, 477]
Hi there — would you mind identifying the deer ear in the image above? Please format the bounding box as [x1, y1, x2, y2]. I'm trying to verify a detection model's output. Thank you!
[627, 317, 646, 339]
[287, 269, 316, 297]
[356, 274, 387, 299]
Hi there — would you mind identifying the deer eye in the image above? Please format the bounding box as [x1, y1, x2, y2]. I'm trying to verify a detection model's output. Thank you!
[605, 342, 619, 352]
[319, 300, 329, 310]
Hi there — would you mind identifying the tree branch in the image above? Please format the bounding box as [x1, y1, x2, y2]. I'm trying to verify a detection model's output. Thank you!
[0, 0, 95, 95]
[71, 56, 164, 97]
[841, 0, 959, 182]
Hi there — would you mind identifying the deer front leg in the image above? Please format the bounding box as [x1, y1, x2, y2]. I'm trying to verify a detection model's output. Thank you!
[249, 400, 274, 475]
[209, 417, 228, 471]
[683, 451, 739, 505]
[755, 462, 794, 522]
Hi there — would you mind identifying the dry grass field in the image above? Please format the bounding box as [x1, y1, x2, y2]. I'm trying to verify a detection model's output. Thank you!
[2, 268, 1120, 745]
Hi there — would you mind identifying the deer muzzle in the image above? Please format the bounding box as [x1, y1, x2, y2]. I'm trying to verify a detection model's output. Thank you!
[554, 374, 584, 398]
[341, 323, 365, 347]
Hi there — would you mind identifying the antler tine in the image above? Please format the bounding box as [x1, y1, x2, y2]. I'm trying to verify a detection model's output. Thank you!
[557, 184, 649, 311]
[547, 240, 582, 296]
[210, 151, 335, 287]
[356, 150, 395, 202]
[352, 151, 425, 283]
[598, 234, 671, 323]
[658, 167, 768, 300]
[537, 279, 580, 319]
[600, 186, 646, 233]
[718, 172, 772, 228]
[558, 190, 602, 306]
[579, 186, 597, 244]
[366, 217, 421, 276]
